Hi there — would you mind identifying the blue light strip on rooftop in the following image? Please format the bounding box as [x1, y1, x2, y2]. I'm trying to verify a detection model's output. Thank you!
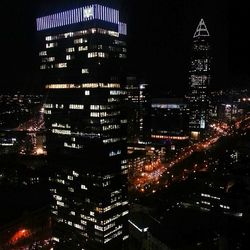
[36, 4, 122, 31]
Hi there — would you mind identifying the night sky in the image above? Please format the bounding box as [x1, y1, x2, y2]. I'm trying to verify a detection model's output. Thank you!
[2, 0, 249, 95]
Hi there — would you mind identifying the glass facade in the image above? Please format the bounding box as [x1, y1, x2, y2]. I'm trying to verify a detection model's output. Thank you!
[151, 98, 189, 143]
[188, 19, 211, 140]
[37, 3, 128, 250]
[125, 77, 150, 143]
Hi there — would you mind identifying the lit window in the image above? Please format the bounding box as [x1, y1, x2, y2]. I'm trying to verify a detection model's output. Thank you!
[82, 83, 98, 88]
[88, 52, 98, 58]
[57, 201, 65, 207]
[74, 38, 86, 44]
[52, 123, 70, 128]
[73, 171, 79, 177]
[81, 220, 87, 225]
[108, 30, 119, 37]
[109, 150, 121, 157]
[108, 97, 119, 103]
[95, 225, 104, 231]
[56, 179, 65, 184]
[64, 32, 74, 38]
[42, 57, 55, 62]
[102, 124, 120, 131]
[66, 55, 74, 60]
[103, 138, 120, 144]
[69, 104, 84, 110]
[122, 210, 129, 216]
[99, 83, 120, 88]
[52, 129, 71, 135]
[48, 57, 55, 62]
[79, 46, 88, 51]
[82, 68, 89, 74]
[40, 65, 46, 70]
[81, 184, 88, 190]
[110, 90, 125, 95]
[90, 105, 100, 110]
[52, 237, 60, 242]
[90, 112, 99, 117]
[74, 224, 84, 230]
[123, 235, 129, 241]
[53, 195, 62, 201]
[98, 52, 108, 58]
[44, 109, 52, 114]
[55, 63, 67, 68]
[39, 51, 47, 56]
[45, 36, 52, 41]
[66, 47, 75, 53]
[46, 42, 57, 48]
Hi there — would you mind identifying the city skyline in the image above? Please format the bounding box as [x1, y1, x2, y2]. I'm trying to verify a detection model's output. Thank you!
[2, 0, 249, 94]
[0, 1, 250, 249]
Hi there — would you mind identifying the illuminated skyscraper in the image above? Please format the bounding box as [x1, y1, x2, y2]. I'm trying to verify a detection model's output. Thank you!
[36, 3, 128, 249]
[188, 19, 211, 140]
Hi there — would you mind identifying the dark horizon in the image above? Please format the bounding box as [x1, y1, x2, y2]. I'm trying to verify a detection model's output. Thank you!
[1, 0, 249, 95]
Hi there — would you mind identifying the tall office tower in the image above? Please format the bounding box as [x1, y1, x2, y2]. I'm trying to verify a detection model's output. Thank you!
[36, 3, 128, 250]
[187, 19, 211, 140]
[125, 76, 150, 143]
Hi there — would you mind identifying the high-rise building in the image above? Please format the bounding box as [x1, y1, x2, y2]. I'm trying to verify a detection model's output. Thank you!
[187, 19, 211, 140]
[36, 3, 128, 249]
[125, 76, 150, 143]
[151, 98, 189, 145]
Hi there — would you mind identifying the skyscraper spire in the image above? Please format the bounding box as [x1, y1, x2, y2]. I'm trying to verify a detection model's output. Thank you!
[193, 18, 210, 38]
[188, 18, 211, 140]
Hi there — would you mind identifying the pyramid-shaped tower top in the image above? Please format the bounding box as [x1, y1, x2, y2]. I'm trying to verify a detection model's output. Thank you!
[193, 18, 210, 38]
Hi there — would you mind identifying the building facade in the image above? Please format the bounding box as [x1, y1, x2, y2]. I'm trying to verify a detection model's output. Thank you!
[151, 98, 189, 145]
[187, 19, 211, 140]
[125, 77, 150, 143]
[36, 3, 128, 249]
